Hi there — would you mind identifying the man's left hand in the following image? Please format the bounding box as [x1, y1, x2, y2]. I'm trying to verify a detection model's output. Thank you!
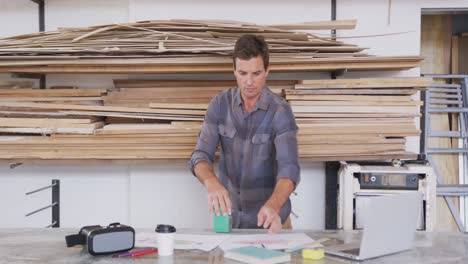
[257, 205, 282, 234]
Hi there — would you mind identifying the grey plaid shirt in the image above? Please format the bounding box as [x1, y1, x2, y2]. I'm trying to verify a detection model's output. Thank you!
[189, 86, 300, 228]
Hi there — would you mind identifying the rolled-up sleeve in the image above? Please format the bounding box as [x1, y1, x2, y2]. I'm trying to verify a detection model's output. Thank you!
[273, 104, 300, 186]
[188, 96, 220, 176]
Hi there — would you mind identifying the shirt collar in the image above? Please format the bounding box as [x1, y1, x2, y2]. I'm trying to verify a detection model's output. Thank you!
[235, 85, 271, 111]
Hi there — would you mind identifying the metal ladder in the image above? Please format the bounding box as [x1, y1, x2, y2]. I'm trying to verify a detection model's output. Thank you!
[422, 74, 468, 232]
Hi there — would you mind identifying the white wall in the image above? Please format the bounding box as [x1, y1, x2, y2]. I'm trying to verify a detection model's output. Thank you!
[128, 162, 211, 229]
[0, 1, 37, 37]
[2, 0, 467, 229]
[129, 0, 330, 23]
[0, 164, 130, 228]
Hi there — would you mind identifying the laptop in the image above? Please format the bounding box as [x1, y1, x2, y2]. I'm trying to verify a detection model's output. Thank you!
[325, 192, 421, 261]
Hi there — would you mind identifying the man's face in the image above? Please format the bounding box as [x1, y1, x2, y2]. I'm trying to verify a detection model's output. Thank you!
[234, 56, 269, 101]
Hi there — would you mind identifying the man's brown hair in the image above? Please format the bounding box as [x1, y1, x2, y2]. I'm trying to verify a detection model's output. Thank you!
[233, 34, 269, 70]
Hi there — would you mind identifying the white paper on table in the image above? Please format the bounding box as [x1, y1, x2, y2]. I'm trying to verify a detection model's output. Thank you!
[135, 233, 231, 252]
[219, 233, 315, 251]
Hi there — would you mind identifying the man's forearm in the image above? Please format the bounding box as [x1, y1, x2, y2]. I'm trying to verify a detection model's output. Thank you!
[195, 161, 232, 215]
[265, 178, 295, 213]
[194, 161, 218, 186]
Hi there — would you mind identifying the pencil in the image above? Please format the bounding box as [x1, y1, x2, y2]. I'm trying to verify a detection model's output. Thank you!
[118, 248, 157, 257]
[131, 248, 157, 257]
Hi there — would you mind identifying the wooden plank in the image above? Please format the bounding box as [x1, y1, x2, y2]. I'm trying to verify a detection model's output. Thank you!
[114, 79, 295, 88]
[298, 144, 404, 153]
[149, 102, 209, 110]
[289, 100, 422, 106]
[102, 101, 152, 108]
[294, 113, 419, 118]
[267, 20, 357, 30]
[0, 121, 103, 129]
[0, 110, 91, 118]
[286, 94, 413, 102]
[118, 87, 227, 92]
[0, 80, 33, 88]
[299, 136, 405, 144]
[451, 35, 459, 74]
[0, 102, 206, 115]
[295, 117, 414, 124]
[0, 135, 198, 144]
[95, 129, 198, 135]
[0, 62, 420, 74]
[300, 152, 417, 161]
[291, 105, 419, 114]
[0, 127, 97, 134]
[104, 90, 218, 99]
[59, 110, 204, 121]
[101, 123, 202, 130]
[0, 150, 193, 159]
[459, 36, 468, 74]
[0, 88, 106, 97]
[0, 56, 423, 73]
[0, 96, 102, 102]
[104, 98, 211, 104]
[285, 89, 417, 96]
[95, 124, 201, 135]
[0, 117, 93, 125]
[298, 77, 431, 88]
[115, 80, 223, 88]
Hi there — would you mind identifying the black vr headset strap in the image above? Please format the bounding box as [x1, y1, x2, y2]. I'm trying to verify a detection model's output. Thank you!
[65, 234, 86, 247]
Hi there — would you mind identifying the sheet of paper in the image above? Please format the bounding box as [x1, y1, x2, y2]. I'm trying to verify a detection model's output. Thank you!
[219, 233, 315, 251]
[135, 233, 231, 252]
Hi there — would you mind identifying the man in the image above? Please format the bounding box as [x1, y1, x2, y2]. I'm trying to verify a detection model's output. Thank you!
[189, 34, 300, 234]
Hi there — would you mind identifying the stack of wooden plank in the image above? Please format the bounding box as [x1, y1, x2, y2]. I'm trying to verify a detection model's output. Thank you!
[0, 19, 422, 73]
[286, 77, 431, 160]
[0, 124, 200, 160]
[108, 79, 294, 107]
[0, 77, 429, 161]
[0, 81, 200, 159]
[0, 84, 106, 135]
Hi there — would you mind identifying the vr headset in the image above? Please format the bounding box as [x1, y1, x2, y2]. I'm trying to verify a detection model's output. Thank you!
[65, 222, 135, 255]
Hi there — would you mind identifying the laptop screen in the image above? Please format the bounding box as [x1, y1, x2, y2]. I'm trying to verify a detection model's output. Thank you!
[359, 192, 421, 259]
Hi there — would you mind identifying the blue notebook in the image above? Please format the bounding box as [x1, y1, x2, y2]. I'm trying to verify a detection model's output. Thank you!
[224, 246, 291, 264]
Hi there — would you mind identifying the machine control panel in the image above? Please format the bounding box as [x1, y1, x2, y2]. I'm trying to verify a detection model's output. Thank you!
[355, 172, 421, 190]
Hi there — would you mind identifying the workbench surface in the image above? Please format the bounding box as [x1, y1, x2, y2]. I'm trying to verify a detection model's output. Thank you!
[0, 228, 467, 263]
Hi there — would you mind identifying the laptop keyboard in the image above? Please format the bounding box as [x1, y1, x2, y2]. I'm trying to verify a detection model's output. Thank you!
[341, 248, 360, 256]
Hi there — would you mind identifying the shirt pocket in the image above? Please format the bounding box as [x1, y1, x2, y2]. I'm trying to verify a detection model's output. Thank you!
[218, 124, 236, 154]
[252, 133, 272, 160]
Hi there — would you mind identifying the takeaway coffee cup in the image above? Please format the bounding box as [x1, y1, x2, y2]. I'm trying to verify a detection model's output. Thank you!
[155, 224, 176, 256]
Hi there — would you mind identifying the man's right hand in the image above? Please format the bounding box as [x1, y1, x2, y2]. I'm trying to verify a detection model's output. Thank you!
[204, 177, 232, 216]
